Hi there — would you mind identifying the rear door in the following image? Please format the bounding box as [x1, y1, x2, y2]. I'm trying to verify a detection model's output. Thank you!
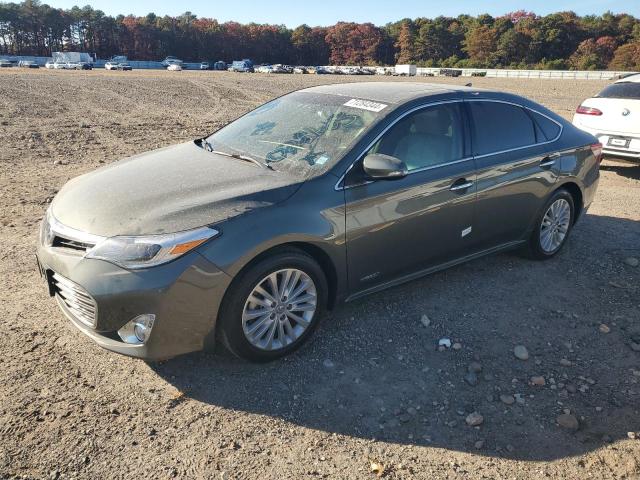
[467, 99, 562, 250]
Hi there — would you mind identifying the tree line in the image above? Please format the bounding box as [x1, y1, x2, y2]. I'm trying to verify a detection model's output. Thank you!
[1, 1, 639, 70]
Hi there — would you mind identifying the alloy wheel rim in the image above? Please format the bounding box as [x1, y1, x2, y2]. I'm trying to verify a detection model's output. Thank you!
[242, 268, 317, 351]
[540, 198, 571, 253]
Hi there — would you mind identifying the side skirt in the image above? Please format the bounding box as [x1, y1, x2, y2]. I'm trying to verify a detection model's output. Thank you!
[345, 240, 526, 302]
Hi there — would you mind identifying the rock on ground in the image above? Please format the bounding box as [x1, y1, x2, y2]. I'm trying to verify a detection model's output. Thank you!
[514, 345, 529, 361]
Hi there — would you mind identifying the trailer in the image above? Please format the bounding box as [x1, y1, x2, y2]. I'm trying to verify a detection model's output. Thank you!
[395, 64, 417, 76]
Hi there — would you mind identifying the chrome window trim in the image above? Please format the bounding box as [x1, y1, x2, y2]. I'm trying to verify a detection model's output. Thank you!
[402, 156, 475, 174]
[334, 97, 563, 191]
[48, 212, 106, 246]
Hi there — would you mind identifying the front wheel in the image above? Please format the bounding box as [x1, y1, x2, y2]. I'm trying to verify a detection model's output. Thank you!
[525, 189, 575, 260]
[219, 249, 328, 362]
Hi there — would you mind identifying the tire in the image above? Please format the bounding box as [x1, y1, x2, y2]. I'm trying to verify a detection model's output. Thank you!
[218, 249, 328, 362]
[524, 188, 575, 260]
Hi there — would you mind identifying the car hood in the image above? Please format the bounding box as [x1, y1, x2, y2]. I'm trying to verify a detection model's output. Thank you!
[51, 141, 303, 237]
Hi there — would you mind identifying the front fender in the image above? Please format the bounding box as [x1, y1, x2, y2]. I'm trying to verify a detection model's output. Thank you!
[196, 176, 348, 304]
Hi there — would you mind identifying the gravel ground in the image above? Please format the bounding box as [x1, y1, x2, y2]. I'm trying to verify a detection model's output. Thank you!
[1, 69, 639, 479]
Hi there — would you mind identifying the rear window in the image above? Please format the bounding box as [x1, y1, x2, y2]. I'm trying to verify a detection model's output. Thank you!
[469, 102, 536, 155]
[596, 83, 640, 99]
[531, 111, 561, 141]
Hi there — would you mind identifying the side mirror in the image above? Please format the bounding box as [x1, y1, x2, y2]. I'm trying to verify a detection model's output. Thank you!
[363, 153, 408, 180]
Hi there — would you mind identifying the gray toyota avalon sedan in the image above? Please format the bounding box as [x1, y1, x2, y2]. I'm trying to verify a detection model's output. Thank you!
[36, 82, 601, 362]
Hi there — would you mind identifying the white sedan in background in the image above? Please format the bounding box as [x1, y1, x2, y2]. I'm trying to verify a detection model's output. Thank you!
[167, 64, 183, 71]
[573, 74, 640, 162]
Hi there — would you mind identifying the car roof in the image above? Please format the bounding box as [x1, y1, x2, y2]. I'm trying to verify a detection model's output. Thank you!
[615, 73, 640, 83]
[301, 82, 477, 104]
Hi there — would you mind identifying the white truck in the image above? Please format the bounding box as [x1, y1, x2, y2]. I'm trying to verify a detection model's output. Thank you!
[395, 64, 417, 76]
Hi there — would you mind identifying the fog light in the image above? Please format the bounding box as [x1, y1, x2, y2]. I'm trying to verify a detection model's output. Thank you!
[117, 314, 156, 344]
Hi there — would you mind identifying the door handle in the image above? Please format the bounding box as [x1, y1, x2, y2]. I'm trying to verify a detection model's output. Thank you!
[539, 156, 558, 168]
[450, 179, 474, 192]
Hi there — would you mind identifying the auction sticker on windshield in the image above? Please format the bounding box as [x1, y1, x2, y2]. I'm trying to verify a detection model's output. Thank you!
[344, 98, 388, 112]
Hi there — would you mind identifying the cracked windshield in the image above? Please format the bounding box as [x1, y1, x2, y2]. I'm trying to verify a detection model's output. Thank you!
[207, 91, 385, 176]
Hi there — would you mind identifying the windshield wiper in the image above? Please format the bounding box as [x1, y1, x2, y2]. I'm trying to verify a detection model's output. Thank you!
[210, 150, 274, 171]
[200, 138, 214, 152]
[199, 138, 273, 170]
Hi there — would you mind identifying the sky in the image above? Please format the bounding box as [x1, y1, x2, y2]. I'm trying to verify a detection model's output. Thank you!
[43, 0, 637, 26]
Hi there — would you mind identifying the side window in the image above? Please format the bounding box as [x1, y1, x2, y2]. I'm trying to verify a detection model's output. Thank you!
[531, 111, 561, 141]
[368, 103, 464, 171]
[469, 102, 536, 155]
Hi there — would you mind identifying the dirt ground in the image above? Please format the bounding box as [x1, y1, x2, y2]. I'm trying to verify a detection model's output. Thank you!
[0, 69, 639, 479]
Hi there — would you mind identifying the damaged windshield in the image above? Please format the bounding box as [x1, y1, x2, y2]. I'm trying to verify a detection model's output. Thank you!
[206, 91, 386, 177]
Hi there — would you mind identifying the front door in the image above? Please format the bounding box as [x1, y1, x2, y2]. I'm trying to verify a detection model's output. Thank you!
[343, 102, 476, 294]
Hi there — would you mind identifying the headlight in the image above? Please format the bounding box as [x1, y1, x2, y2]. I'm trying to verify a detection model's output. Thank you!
[86, 226, 219, 269]
[40, 209, 55, 247]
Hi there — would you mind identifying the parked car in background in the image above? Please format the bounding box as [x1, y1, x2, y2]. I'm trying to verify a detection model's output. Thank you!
[213, 60, 227, 70]
[256, 64, 273, 73]
[314, 66, 330, 74]
[37, 82, 601, 362]
[105, 62, 132, 71]
[45, 60, 55, 69]
[573, 74, 640, 162]
[0, 59, 13, 68]
[293, 66, 307, 74]
[270, 64, 288, 74]
[52, 62, 68, 69]
[229, 59, 254, 72]
[65, 62, 91, 70]
[200, 62, 210, 70]
[440, 68, 462, 77]
[18, 60, 39, 68]
[161, 56, 183, 68]
[167, 63, 183, 71]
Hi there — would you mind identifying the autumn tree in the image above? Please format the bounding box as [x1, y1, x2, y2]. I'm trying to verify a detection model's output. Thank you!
[394, 21, 415, 63]
[415, 17, 464, 64]
[609, 41, 640, 70]
[569, 36, 617, 70]
[464, 24, 499, 66]
[1, 2, 640, 70]
[495, 28, 531, 66]
[291, 24, 329, 65]
[325, 22, 382, 65]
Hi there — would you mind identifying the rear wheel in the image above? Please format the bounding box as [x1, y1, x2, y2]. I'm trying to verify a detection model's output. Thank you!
[525, 189, 575, 260]
[219, 249, 327, 362]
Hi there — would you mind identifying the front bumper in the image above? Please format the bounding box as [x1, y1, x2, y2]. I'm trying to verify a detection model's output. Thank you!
[36, 243, 232, 360]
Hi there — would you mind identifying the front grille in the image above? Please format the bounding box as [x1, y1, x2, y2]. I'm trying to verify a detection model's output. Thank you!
[51, 235, 94, 252]
[51, 272, 97, 327]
